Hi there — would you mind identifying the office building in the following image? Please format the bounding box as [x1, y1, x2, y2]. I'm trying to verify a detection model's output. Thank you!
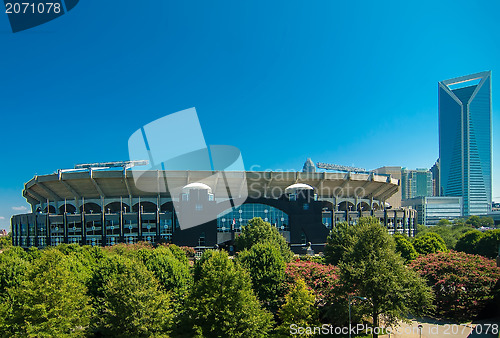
[403, 196, 462, 226]
[401, 168, 433, 200]
[439, 71, 492, 216]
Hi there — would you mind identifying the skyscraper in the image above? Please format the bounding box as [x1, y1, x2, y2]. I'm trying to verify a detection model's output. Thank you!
[401, 168, 433, 200]
[430, 159, 440, 196]
[438, 71, 492, 216]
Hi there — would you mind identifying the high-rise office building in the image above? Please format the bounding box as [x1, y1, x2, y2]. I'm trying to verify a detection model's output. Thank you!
[401, 168, 433, 200]
[438, 71, 492, 216]
[430, 159, 440, 196]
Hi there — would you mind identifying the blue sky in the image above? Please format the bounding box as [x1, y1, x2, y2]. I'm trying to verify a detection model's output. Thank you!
[1, 0, 500, 230]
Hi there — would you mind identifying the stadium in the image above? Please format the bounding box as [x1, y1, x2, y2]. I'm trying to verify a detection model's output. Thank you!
[11, 161, 417, 253]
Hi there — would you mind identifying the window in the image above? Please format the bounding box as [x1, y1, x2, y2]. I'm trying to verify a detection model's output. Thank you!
[217, 204, 289, 232]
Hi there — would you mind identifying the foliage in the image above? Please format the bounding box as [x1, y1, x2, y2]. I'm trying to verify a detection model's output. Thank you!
[139, 245, 192, 315]
[454, 229, 500, 259]
[179, 250, 273, 337]
[235, 217, 293, 262]
[416, 223, 472, 249]
[295, 255, 325, 264]
[393, 233, 418, 262]
[0, 254, 29, 296]
[0, 249, 93, 337]
[410, 251, 500, 321]
[0, 233, 12, 249]
[437, 219, 452, 226]
[413, 233, 448, 255]
[455, 230, 484, 255]
[237, 242, 287, 312]
[323, 221, 357, 265]
[338, 217, 434, 335]
[465, 215, 495, 228]
[475, 229, 500, 259]
[285, 260, 339, 307]
[276, 278, 319, 337]
[90, 255, 172, 337]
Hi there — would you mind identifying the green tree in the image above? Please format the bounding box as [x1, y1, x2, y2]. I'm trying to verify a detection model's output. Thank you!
[455, 229, 484, 254]
[416, 223, 472, 249]
[141, 245, 192, 314]
[0, 249, 93, 337]
[466, 215, 482, 228]
[479, 217, 494, 228]
[0, 254, 29, 297]
[235, 217, 293, 262]
[339, 217, 434, 337]
[437, 219, 452, 226]
[90, 255, 172, 337]
[476, 229, 500, 258]
[180, 250, 273, 337]
[324, 221, 357, 265]
[237, 242, 287, 312]
[0, 233, 12, 249]
[413, 233, 448, 255]
[393, 233, 418, 262]
[276, 278, 319, 337]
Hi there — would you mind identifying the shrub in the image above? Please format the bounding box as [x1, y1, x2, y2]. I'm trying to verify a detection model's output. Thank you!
[413, 233, 448, 255]
[410, 251, 500, 321]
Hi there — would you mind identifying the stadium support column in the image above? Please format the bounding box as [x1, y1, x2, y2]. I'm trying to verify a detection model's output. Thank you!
[81, 212, 86, 245]
[156, 195, 160, 242]
[101, 197, 107, 246]
[138, 205, 142, 241]
[46, 212, 51, 246]
[34, 215, 39, 248]
[64, 212, 69, 244]
[119, 210, 124, 243]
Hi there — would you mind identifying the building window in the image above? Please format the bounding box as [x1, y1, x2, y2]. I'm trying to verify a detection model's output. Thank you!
[217, 204, 289, 232]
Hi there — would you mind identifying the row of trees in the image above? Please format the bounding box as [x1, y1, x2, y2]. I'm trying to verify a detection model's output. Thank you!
[0, 217, 499, 336]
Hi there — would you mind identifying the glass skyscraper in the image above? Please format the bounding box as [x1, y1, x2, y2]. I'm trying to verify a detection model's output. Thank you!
[438, 71, 492, 216]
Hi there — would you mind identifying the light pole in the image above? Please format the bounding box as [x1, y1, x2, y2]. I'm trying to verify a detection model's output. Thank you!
[348, 295, 368, 338]
[418, 324, 423, 338]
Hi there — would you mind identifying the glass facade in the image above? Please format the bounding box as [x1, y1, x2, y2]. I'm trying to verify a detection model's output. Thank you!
[403, 197, 462, 226]
[217, 203, 289, 232]
[439, 72, 492, 216]
[401, 168, 433, 200]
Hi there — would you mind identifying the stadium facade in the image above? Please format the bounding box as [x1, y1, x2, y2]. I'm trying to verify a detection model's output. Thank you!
[11, 163, 417, 253]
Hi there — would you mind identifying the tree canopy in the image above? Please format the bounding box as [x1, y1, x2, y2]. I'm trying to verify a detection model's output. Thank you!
[393, 233, 418, 262]
[336, 217, 434, 336]
[237, 242, 287, 313]
[180, 250, 273, 337]
[276, 278, 319, 337]
[0, 249, 93, 337]
[235, 217, 293, 262]
[412, 233, 448, 255]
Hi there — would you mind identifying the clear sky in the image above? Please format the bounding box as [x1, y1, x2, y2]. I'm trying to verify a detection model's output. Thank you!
[1, 0, 500, 230]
